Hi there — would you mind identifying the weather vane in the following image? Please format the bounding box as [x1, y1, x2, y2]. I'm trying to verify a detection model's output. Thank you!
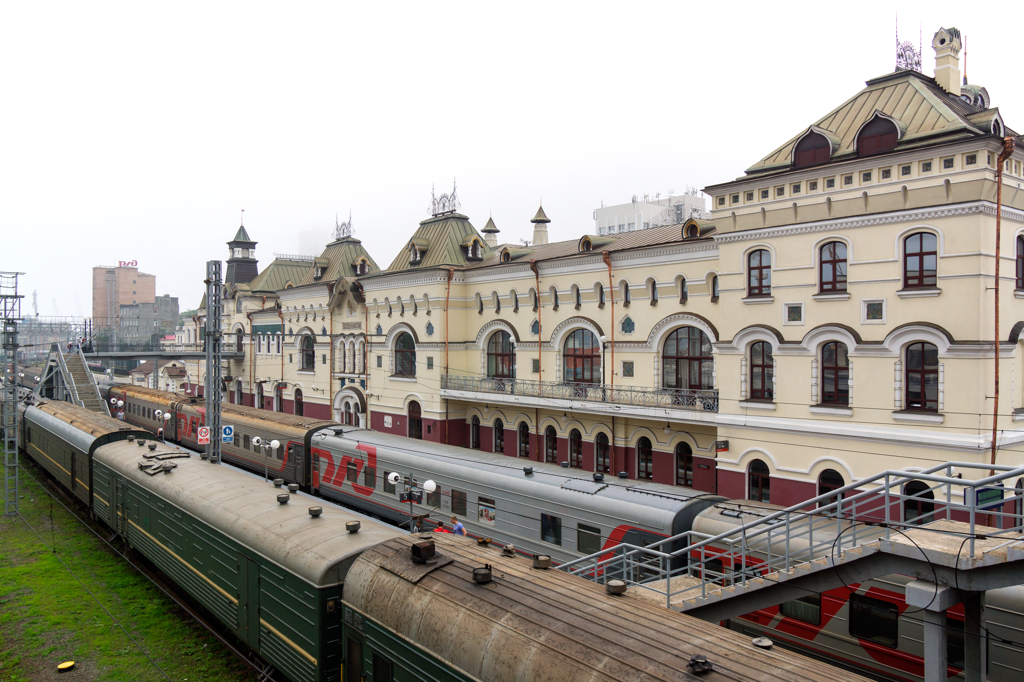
[430, 179, 461, 217]
[334, 210, 353, 240]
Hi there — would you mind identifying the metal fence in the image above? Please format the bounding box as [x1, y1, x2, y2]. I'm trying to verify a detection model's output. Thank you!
[441, 374, 718, 412]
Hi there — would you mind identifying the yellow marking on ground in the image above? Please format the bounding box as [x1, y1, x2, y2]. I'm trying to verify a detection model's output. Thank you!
[260, 618, 317, 665]
[29, 443, 70, 476]
[128, 520, 238, 605]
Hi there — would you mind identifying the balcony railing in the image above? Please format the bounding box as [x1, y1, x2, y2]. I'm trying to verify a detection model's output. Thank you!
[441, 374, 718, 412]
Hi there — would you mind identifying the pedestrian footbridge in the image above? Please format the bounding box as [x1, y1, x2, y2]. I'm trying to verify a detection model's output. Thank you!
[35, 343, 109, 416]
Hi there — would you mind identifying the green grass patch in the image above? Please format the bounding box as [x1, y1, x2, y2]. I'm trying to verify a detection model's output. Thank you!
[0, 464, 253, 681]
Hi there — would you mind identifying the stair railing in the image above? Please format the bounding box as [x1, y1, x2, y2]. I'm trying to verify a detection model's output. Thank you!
[75, 346, 110, 416]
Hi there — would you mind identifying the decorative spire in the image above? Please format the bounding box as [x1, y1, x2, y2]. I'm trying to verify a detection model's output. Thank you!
[531, 204, 549, 246]
[334, 210, 353, 241]
[531, 204, 551, 224]
[482, 215, 499, 247]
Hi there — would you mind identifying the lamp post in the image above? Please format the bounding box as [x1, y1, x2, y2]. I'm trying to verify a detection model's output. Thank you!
[387, 472, 437, 533]
[154, 410, 171, 442]
[252, 437, 281, 482]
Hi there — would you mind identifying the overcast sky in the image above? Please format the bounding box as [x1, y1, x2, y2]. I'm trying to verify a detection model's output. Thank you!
[3, 2, 1020, 317]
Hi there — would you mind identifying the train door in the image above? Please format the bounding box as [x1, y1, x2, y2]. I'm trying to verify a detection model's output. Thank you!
[290, 442, 305, 486]
[114, 478, 128, 536]
[237, 557, 261, 648]
[344, 633, 363, 682]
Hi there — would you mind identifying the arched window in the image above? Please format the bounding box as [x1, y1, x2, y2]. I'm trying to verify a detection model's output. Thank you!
[675, 442, 693, 487]
[622, 283, 631, 307]
[662, 327, 714, 390]
[494, 418, 505, 453]
[395, 332, 416, 377]
[818, 469, 845, 506]
[563, 329, 601, 384]
[857, 115, 898, 157]
[649, 280, 658, 304]
[532, 290, 539, 312]
[511, 291, 519, 312]
[551, 289, 559, 311]
[300, 335, 315, 371]
[476, 294, 483, 315]
[637, 437, 653, 480]
[234, 380, 243, 406]
[275, 385, 284, 412]
[487, 331, 515, 378]
[748, 249, 772, 297]
[343, 401, 353, 425]
[748, 459, 770, 502]
[518, 422, 530, 458]
[595, 432, 610, 473]
[470, 415, 480, 449]
[750, 341, 774, 401]
[597, 283, 605, 307]
[794, 130, 831, 168]
[904, 480, 934, 525]
[821, 342, 849, 405]
[574, 286, 582, 309]
[711, 275, 719, 301]
[905, 342, 939, 411]
[904, 233, 937, 289]
[569, 429, 582, 468]
[256, 383, 264, 409]
[1016, 236, 1024, 290]
[679, 277, 688, 304]
[294, 388, 304, 416]
[408, 401, 422, 440]
[819, 242, 848, 293]
[545, 426, 557, 463]
[235, 330, 244, 353]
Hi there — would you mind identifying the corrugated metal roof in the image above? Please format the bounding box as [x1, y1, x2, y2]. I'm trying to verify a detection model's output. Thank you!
[295, 238, 379, 287]
[385, 213, 491, 272]
[247, 259, 312, 293]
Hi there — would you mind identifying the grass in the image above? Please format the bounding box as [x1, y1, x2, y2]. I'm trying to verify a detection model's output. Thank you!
[0, 462, 254, 682]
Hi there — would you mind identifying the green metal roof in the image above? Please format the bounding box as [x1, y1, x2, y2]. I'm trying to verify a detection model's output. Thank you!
[231, 225, 254, 243]
[385, 213, 491, 272]
[481, 216, 499, 233]
[296, 237, 380, 286]
[531, 205, 551, 223]
[247, 258, 312, 293]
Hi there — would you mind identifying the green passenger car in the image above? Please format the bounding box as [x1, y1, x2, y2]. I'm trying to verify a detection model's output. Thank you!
[91, 438, 403, 682]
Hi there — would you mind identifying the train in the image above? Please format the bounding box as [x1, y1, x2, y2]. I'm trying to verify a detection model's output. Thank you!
[100, 385, 1024, 681]
[15, 395, 865, 682]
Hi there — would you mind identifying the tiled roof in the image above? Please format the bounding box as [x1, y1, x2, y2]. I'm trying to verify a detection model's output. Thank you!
[295, 237, 379, 286]
[384, 213, 491, 273]
[246, 259, 312, 293]
[744, 69, 1017, 178]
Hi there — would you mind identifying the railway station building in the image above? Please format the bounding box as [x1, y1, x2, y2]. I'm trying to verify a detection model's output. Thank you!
[212, 27, 1024, 507]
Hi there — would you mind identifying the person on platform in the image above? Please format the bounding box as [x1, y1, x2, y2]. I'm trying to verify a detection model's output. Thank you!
[433, 520, 450, 533]
[116, 410, 125, 421]
[451, 515, 466, 536]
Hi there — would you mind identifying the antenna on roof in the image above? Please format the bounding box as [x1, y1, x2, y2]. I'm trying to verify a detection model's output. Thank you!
[240, 208, 244, 226]
[963, 35, 968, 84]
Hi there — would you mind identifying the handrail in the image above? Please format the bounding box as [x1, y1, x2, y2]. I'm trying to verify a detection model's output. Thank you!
[50, 343, 82, 408]
[76, 345, 110, 416]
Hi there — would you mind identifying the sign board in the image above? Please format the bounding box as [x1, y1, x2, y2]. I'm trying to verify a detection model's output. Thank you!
[400, 491, 423, 504]
[966, 484, 1004, 511]
[222, 425, 234, 443]
[383, 415, 392, 428]
[342, 322, 362, 330]
[715, 440, 729, 453]
[197, 426, 211, 445]
[118, 260, 138, 267]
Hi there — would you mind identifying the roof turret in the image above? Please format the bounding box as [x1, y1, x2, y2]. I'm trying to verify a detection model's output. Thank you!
[531, 205, 551, 223]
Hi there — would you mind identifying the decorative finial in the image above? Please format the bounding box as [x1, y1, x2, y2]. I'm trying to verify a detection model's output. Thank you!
[895, 18, 922, 73]
[240, 208, 244, 226]
[333, 211, 353, 240]
[429, 179, 460, 217]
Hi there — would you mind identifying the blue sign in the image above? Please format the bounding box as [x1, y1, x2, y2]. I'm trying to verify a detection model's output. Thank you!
[222, 425, 234, 443]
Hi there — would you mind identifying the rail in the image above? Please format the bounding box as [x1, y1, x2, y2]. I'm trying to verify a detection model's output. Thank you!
[440, 374, 718, 412]
[558, 460, 1024, 609]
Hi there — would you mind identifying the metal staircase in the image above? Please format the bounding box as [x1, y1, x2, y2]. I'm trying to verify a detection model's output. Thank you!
[40, 343, 109, 415]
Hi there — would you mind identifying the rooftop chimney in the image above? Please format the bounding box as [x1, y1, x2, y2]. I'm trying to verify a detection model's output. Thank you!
[932, 27, 962, 95]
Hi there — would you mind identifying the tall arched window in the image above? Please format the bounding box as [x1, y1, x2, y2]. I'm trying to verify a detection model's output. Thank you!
[676, 442, 693, 487]
[275, 385, 284, 412]
[857, 115, 898, 157]
[569, 429, 582, 468]
[818, 469, 845, 506]
[663, 327, 714, 390]
[794, 130, 831, 168]
[748, 459, 770, 502]
[256, 383, 264, 410]
[748, 250, 772, 297]
[904, 233, 937, 289]
[649, 280, 658, 304]
[545, 426, 557, 463]
[343, 402, 353, 425]
[494, 418, 505, 453]
[904, 480, 934, 525]
[637, 437, 653, 480]
[597, 283, 605, 307]
[905, 342, 939, 411]
[819, 242, 848, 293]
[236, 330, 244, 353]
[750, 342, 774, 401]
[679, 277, 688, 304]
[1016, 236, 1024, 290]
[487, 331, 515, 378]
[518, 422, 530, 458]
[470, 415, 480, 449]
[294, 388, 304, 416]
[408, 401, 422, 440]
[235, 380, 243, 406]
[395, 332, 416, 377]
[821, 342, 849, 405]
[563, 329, 601, 384]
[711, 275, 719, 301]
[300, 335, 315, 371]
[595, 432, 610, 473]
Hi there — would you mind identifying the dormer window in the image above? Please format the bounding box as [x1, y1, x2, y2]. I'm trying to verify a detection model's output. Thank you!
[410, 244, 421, 264]
[354, 258, 369, 276]
[581, 237, 593, 251]
[857, 114, 900, 157]
[465, 238, 483, 260]
[501, 250, 511, 262]
[313, 266, 323, 280]
[794, 129, 831, 169]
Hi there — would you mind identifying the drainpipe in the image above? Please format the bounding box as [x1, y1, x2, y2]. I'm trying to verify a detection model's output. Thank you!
[445, 268, 455, 445]
[277, 308, 285, 400]
[246, 312, 253, 407]
[530, 260, 542, 458]
[602, 250, 615, 399]
[357, 281, 370, 429]
[992, 136, 1016, 475]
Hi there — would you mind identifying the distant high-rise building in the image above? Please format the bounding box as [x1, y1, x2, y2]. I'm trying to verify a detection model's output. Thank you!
[594, 192, 707, 236]
[91, 264, 156, 332]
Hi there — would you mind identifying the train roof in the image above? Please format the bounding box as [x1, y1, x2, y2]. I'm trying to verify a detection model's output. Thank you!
[343, 534, 870, 682]
[93, 440, 403, 588]
[25, 400, 149, 455]
[326, 428, 722, 516]
[108, 384, 183, 408]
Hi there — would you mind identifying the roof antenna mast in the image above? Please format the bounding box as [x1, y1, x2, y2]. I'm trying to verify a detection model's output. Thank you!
[240, 208, 244, 226]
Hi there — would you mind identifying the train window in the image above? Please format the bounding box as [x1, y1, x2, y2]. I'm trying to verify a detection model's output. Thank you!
[383, 471, 396, 495]
[780, 594, 821, 625]
[277, 443, 284, 459]
[426, 486, 441, 508]
[849, 593, 899, 648]
[947, 617, 965, 670]
[478, 497, 496, 525]
[577, 524, 601, 555]
[363, 465, 376, 489]
[371, 653, 393, 682]
[347, 462, 358, 483]
[541, 513, 562, 545]
[704, 558, 724, 584]
[243, 434, 251, 449]
[451, 489, 467, 516]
